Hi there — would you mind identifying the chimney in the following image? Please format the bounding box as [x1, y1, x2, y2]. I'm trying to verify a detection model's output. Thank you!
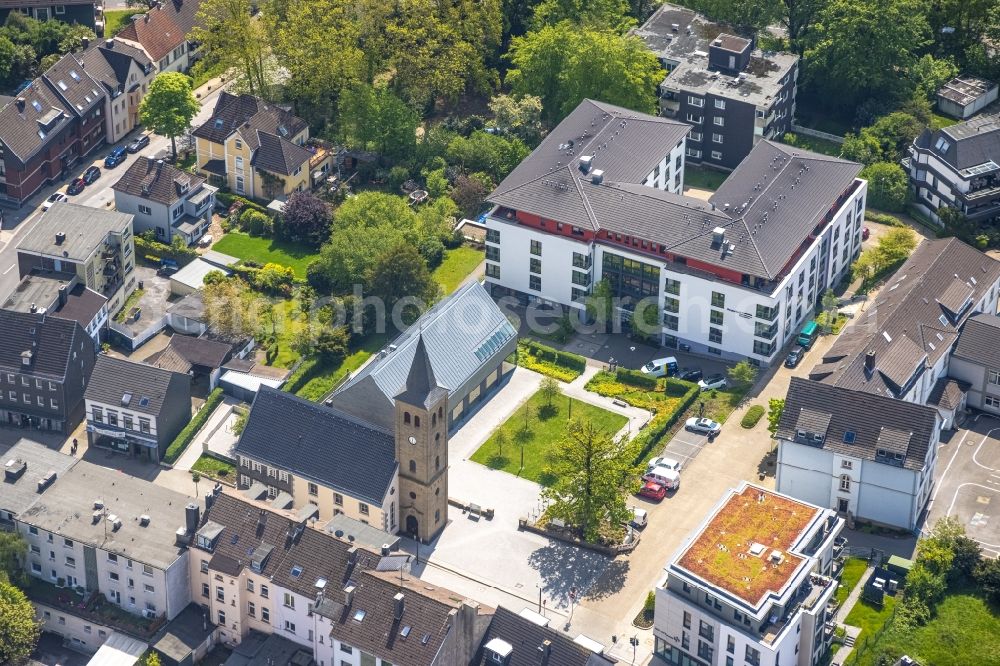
[344, 584, 356, 607]
[578, 155, 594, 173]
[865, 350, 876, 373]
[591, 169, 604, 185]
[185, 502, 200, 535]
[4, 459, 26, 481]
[20, 351, 32, 368]
[393, 592, 404, 620]
[539, 639, 553, 662]
[29, 303, 37, 313]
[712, 227, 726, 246]
[81, 37, 89, 50]
[16, 97, 25, 111]
[55, 231, 66, 245]
[144, 13, 150, 22]
[105, 38, 115, 49]
[381, 543, 390, 556]
[57, 285, 67, 307]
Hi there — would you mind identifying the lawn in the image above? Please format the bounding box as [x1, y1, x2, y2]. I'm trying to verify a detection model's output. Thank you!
[698, 386, 749, 424]
[836, 557, 868, 605]
[191, 453, 236, 482]
[781, 133, 844, 157]
[852, 588, 1000, 666]
[684, 165, 728, 191]
[294, 334, 386, 401]
[213, 232, 319, 279]
[104, 9, 142, 35]
[433, 245, 482, 294]
[845, 593, 897, 646]
[469, 389, 628, 484]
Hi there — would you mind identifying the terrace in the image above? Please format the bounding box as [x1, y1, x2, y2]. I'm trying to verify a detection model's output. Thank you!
[27, 577, 164, 639]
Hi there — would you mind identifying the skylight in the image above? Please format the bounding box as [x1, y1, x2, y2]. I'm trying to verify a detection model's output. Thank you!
[939, 315, 949, 327]
[291, 565, 303, 578]
[138, 396, 150, 407]
[935, 137, 950, 153]
[421, 633, 431, 645]
[31, 100, 42, 112]
[935, 332, 944, 341]
[882, 331, 892, 343]
[400, 625, 411, 638]
[70, 70, 81, 81]
[121, 392, 132, 406]
[353, 609, 366, 622]
[57, 80, 67, 91]
[214, 118, 224, 129]
[843, 431, 856, 444]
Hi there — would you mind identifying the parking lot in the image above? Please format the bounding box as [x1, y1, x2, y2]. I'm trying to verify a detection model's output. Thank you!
[657, 426, 712, 471]
[930, 414, 1000, 556]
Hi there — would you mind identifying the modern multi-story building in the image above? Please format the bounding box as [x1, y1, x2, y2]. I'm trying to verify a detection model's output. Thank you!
[909, 114, 1000, 226]
[16, 203, 136, 315]
[948, 313, 1000, 416]
[113, 156, 218, 244]
[84, 354, 192, 462]
[776, 377, 941, 531]
[486, 99, 866, 366]
[653, 483, 843, 666]
[810, 237, 1000, 427]
[634, 3, 799, 170]
[0, 309, 95, 432]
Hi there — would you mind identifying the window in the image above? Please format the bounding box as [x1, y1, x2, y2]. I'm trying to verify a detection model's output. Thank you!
[688, 96, 704, 107]
[697, 640, 713, 661]
[64, 538, 73, 548]
[261, 607, 270, 622]
[201, 583, 209, 598]
[142, 564, 153, 576]
[144, 583, 154, 593]
[235, 156, 244, 170]
[485, 263, 499, 279]
[139, 419, 150, 433]
[359, 502, 369, 515]
[713, 116, 724, 126]
[711, 150, 722, 160]
[989, 370, 1000, 386]
[699, 620, 714, 641]
[842, 460, 853, 470]
[340, 644, 353, 654]
[529, 275, 541, 291]
[283, 592, 295, 609]
[689, 131, 702, 142]
[755, 304, 779, 321]
[235, 139, 242, 150]
[839, 474, 851, 492]
[216, 586, 224, 602]
[530, 239, 542, 256]
[109, 572, 119, 582]
[261, 584, 269, 598]
[218, 610, 226, 626]
[664, 314, 679, 331]
[485, 245, 499, 261]
[712, 133, 723, 144]
[235, 176, 245, 194]
[334, 494, 343, 506]
[709, 328, 723, 344]
[284, 620, 296, 633]
[753, 340, 775, 356]
[745, 645, 760, 666]
[486, 228, 500, 244]
[710, 310, 724, 325]
[138, 204, 152, 215]
[664, 297, 679, 314]
[714, 99, 726, 109]
[682, 611, 691, 629]
[248, 601, 256, 618]
[985, 395, 1000, 409]
[665, 278, 681, 295]
[246, 579, 254, 593]
[107, 411, 118, 427]
[529, 257, 541, 274]
[727, 636, 735, 654]
[65, 556, 75, 568]
[308, 482, 318, 496]
[686, 113, 703, 124]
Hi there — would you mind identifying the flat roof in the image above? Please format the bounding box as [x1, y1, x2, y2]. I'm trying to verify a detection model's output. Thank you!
[0, 438, 77, 517]
[170, 258, 232, 290]
[86, 632, 147, 666]
[18, 457, 193, 569]
[937, 75, 997, 107]
[2, 271, 75, 313]
[674, 484, 822, 606]
[18, 203, 132, 262]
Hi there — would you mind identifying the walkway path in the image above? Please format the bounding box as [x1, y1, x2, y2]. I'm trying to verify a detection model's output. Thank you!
[562, 366, 653, 440]
[830, 565, 875, 665]
[173, 396, 241, 471]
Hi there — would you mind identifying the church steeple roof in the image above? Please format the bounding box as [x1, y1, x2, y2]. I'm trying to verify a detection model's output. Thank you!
[394, 334, 448, 409]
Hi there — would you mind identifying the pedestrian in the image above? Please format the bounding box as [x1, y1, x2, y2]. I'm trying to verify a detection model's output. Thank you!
[71, 438, 78, 455]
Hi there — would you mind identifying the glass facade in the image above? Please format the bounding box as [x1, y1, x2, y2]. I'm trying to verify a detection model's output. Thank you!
[602, 253, 660, 303]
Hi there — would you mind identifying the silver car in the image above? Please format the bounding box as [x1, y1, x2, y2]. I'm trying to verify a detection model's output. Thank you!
[685, 417, 722, 436]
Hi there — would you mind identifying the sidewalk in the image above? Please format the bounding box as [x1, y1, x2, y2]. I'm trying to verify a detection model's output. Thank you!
[172, 395, 241, 470]
[830, 565, 875, 664]
[562, 366, 653, 441]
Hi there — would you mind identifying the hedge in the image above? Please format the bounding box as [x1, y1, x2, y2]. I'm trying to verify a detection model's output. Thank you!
[615, 368, 657, 390]
[632, 384, 700, 463]
[163, 388, 224, 465]
[741, 404, 765, 429]
[135, 235, 198, 267]
[521, 340, 586, 372]
[866, 211, 906, 228]
[216, 191, 269, 216]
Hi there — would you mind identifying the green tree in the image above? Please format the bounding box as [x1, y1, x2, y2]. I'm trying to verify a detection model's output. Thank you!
[766, 398, 785, 436]
[139, 72, 199, 158]
[450, 173, 492, 219]
[488, 93, 544, 144]
[975, 557, 1000, 604]
[0, 532, 27, 588]
[727, 360, 757, 388]
[803, 0, 931, 112]
[778, 0, 828, 50]
[531, 0, 634, 31]
[876, 227, 917, 266]
[144, 651, 163, 666]
[689, 0, 782, 32]
[860, 162, 909, 212]
[586, 279, 614, 333]
[507, 23, 664, 123]
[909, 54, 960, 101]
[57, 23, 96, 54]
[280, 191, 331, 248]
[842, 112, 926, 165]
[202, 277, 262, 340]
[338, 83, 419, 161]
[314, 326, 350, 365]
[937, 205, 977, 244]
[193, 0, 272, 97]
[0, 577, 40, 665]
[366, 244, 439, 329]
[446, 131, 530, 184]
[494, 426, 508, 457]
[539, 376, 560, 406]
[541, 419, 640, 542]
[254, 263, 295, 295]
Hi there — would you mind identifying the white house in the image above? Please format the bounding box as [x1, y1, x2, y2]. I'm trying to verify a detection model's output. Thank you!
[654, 483, 844, 666]
[948, 313, 1000, 416]
[79, 39, 155, 145]
[485, 99, 867, 366]
[776, 378, 942, 531]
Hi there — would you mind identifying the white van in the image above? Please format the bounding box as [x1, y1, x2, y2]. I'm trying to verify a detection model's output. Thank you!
[643, 466, 680, 490]
[641, 356, 679, 378]
[630, 507, 648, 529]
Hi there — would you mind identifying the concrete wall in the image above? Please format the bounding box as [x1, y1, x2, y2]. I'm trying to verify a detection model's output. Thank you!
[34, 601, 114, 654]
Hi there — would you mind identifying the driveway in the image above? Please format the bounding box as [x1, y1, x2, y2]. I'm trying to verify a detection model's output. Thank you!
[658, 427, 711, 470]
[116, 267, 172, 335]
[927, 414, 1000, 557]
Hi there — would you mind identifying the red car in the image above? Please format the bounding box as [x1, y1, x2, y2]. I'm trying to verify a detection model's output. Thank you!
[638, 481, 667, 501]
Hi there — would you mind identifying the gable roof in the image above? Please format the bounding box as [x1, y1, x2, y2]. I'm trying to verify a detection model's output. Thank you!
[250, 130, 312, 176]
[84, 354, 189, 416]
[329, 281, 516, 429]
[235, 387, 397, 504]
[77, 40, 153, 97]
[0, 310, 87, 379]
[778, 377, 939, 471]
[473, 606, 615, 666]
[117, 8, 186, 62]
[192, 92, 307, 144]
[914, 114, 1000, 170]
[155, 334, 231, 369]
[52, 283, 108, 329]
[952, 313, 1000, 362]
[813, 238, 1000, 397]
[113, 156, 206, 205]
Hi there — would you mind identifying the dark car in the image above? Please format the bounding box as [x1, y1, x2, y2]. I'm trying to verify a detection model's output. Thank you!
[83, 165, 100, 184]
[127, 134, 150, 153]
[66, 177, 86, 195]
[678, 368, 702, 382]
[105, 146, 127, 168]
[785, 346, 805, 368]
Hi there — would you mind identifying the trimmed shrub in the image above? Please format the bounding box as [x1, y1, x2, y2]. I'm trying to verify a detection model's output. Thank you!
[163, 388, 224, 464]
[741, 405, 765, 429]
[135, 235, 197, 266]
[866, 211, 906, 227]
[615, 368, 657, 390]
[631, 384, 700, 463]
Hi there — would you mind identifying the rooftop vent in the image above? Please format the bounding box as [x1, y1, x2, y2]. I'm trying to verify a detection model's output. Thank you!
[20, 351, 33, 368]
[5, 458, 26, 481]
[748, 542, 766, 556]
[108, 515, 122, 531]
[36, 470, 56, 492]
[591, 169, 604, 185]
[94, 499, 104, 509]
[711, 227, 726, 246]
[578, 155, 594, 173]
[139, 515, 150, 527]
[55, 232, 65, 245]
[769, 549, 784, 564]
[671, 23, 679, 31]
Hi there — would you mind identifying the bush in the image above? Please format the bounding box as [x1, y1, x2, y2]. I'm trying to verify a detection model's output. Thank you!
[866, 211, 906, 227]
[242, 209, 273, 237]
[388, 165, 411, 192]
[631, 384, 700, 462]
[861, 162, 909, 212]
[615, 368, 657, 390]
[135, 235, 197, 266]
[522, 340, 586, 372]
[741, 405, 765, 428]
[163, 388, 224, 464]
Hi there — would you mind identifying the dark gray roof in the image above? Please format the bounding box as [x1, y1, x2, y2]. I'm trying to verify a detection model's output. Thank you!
[814, 238, 1000, 398]
[952, 313, 1000, 362]
[251, 130, 312, 176]
[473, 606, 615, 666]
[330, 281, 516, 429]
[84, 354, 189, 416]
[77, 41, 152, 96]
[193, 92, 307, 145]
[0, 438, 77, 518]
[151, 603, 215, 663]
[778, 377, 939, 471]
[914, 114, 1000, 170]
[113, 156, 206, 205]
[0, 310, 87, 379]
[235, 387, 397, 504]
[223, 631, 313, 666]
[18, 203, 132, 262]
[393, 336, 448, 409]
[158, 334, 231, 369]
[928, 377, 970, 410]
[53, 283, 108, 328]
[41, 52, 104, 119]
[167, 291, 204, 320]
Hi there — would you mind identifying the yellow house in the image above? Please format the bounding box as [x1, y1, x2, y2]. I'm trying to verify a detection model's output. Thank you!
[193, 93, 313, 201]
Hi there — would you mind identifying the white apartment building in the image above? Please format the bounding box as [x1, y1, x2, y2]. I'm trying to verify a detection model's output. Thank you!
[654, 484, 844, 666]
[486, 99, 867, 366]
[776, 378, 942, 531]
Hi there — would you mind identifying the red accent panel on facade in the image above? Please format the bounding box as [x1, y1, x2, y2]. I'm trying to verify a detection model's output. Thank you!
[686, 258, 744, 283]
[512, 210, 596, 242]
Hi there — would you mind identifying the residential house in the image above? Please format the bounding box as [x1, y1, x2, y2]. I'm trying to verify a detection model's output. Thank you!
[0, 0, 96, 26]
[909, 114, 1000, 226]
[145, 333, 232, 394]
[486, 99, 867, 366]
[936, 76, 998, 120]
[634, 3, 799, 170]
[472, 606, 615, 665]
[113, 156, 217, 244]
[79, 38, 155, 144]
[809, 238, 1000, 428]
[776, 377, 941, 531]
[15, 439, 195, 623]
[653, 483, 844, 666]
[0, 438, 77, 527]
[4, 272, 109, 348]
[192, 92, 315, 200]
[328, 281, 517, 430]
[16, 203, 136, 315]
[116, 0, 202, 73]
[948, 313, 1000, 416]
[0, 309, 95, 432]
[84, 354, 191, 462]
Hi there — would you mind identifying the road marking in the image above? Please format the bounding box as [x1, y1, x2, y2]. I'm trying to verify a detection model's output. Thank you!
[947, 482, 1000, 517]
[972, 427, 1000, 472]
[931, 428, 971, 505]
[2, 264, 13, 275]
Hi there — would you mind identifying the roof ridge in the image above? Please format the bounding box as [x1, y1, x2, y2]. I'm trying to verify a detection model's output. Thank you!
[571, 170, 599, 230]
[256, 386, 391, 435]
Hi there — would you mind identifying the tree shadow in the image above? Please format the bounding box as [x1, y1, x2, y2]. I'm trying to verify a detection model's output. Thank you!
[537, 403, 558, 421]
[584, 559, 631, 601]
[486, 454, 511, 470]
[756, 446, 777, 478]
[527, 541, 614, 609]
[515, 427, 535, 444]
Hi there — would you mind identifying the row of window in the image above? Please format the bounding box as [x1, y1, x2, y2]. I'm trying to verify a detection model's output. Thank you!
[91, 407, 151, 433]
[5, 375, 58, 390]
[1, 391, 59, 410]
[686, 148, 724, 161]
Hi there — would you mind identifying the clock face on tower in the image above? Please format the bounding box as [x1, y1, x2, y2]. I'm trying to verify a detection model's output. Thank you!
[408, 436, 417, 445]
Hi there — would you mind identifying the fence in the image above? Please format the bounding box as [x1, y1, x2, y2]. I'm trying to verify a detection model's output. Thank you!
[843, 603, 900, 666]
[108, 315, 167, 352]
[791, 123, 846, 144]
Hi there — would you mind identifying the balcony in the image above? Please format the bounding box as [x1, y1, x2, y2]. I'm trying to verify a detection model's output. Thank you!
[27, 577, 164, 639]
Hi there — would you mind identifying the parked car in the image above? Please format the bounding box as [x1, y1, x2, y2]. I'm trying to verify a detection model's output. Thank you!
[105, 146, 127, 167]
[784, 346, 805, 368]
[127, 134, 150, 153]
[66, 177, 86, 195]
[83, 165, 101, 184]
[41, 192, 68, 211]
[641, 356, 678, 378]
[698, 374, 727, 391]
[685, 417, 722, 436]
[638, 481, 667, 501]
[647, 456, 682, 473]
[643, 466, 680, 490]
[199, 234, 213, 247]
[629, 507, 648, 529]
[678, 368, 702, 382]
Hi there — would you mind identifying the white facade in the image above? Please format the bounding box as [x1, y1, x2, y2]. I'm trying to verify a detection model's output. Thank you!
[102, 57, 153, 145]
[950, 356, 1000, 416]
[114, 183, 217, 245]
[34, 601, 116, 654]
